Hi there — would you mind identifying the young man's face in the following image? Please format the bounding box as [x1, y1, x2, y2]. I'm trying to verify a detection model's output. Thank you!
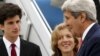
[0, 15, 21, 38]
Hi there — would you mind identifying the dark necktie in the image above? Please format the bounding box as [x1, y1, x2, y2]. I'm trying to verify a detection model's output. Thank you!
[11, 44, 17, 56]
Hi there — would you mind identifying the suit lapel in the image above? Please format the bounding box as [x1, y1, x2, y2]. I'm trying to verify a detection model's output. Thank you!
[0, 39, 8, 56]
[84, 23, 100, 43]
[20, 39, 27, 56]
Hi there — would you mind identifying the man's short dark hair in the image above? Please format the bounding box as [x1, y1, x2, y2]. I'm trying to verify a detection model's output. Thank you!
[0, 3, 22, 25]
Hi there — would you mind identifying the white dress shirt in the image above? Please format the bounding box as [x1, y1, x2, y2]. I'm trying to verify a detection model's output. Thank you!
[3, 36, 20, 56]
[82, 23, 95, 40]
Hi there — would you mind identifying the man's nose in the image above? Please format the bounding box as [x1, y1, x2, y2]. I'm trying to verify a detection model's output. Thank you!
[13, 23, 19, 29]
[64, 22, 70, 28]
[64, 20, 68, 25]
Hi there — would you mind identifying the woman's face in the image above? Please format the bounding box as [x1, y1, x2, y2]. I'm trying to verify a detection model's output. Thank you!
[57, 28, 76, 53]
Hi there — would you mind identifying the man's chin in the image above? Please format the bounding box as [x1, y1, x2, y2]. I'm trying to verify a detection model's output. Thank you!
[13, 34, 19, 37]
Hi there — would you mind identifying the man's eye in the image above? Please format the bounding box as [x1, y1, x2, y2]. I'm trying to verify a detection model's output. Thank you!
[65, 16, 69, 20]
[65, 16, 68, 19]
[16, 20, 20, 23]
[8, 22, 13, 24]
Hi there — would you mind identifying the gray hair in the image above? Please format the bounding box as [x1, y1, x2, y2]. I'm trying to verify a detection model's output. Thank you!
[61, 0, 97, 22]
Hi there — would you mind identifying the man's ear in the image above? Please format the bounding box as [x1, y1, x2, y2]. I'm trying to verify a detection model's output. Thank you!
[0, 24, 4, 30]
[80, 12, 87, 23]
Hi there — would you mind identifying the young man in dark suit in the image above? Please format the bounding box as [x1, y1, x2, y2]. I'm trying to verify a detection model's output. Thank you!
[61, 0, 100, 56]
[0, 3, 42, 56]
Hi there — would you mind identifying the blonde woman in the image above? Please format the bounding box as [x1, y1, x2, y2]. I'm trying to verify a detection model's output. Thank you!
[51, 23, 78, 56]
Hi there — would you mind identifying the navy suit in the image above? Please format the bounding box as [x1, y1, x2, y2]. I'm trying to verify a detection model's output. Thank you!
[77, 23, 100, 56]
[0, 38, 42, 56]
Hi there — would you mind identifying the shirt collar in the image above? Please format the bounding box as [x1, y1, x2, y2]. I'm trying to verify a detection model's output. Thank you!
[82, 23, 95, 40]
[3, 36, 11, 48]
[3, 36, 20, 48]
[15, 36, 20, 48]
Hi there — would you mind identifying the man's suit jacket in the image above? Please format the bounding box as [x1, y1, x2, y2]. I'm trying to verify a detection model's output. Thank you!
[77, 23, 100, 56]
[0, 38, 42, 56]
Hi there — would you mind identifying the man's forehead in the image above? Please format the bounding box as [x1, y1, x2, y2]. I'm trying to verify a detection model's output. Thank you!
[64, 11, 71, 15]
